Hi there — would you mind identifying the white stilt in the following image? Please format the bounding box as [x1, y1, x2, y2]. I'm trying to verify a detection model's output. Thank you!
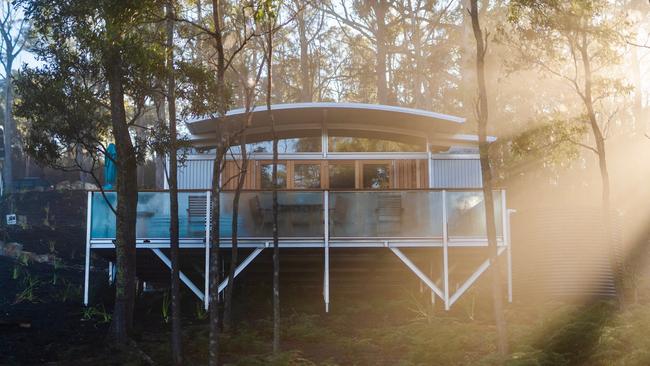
[442, 190, 450, 310]
[323, 191, 330, 313]
[204, 190, 211, 309]
[84, 192, 92, 306]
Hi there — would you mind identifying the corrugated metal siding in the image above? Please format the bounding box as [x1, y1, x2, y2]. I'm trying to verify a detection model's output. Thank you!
[181, 158, 482, 189]
[430, 159, 482, 188]
[512, 207, 621, 299]
[178, 159, 213, 189]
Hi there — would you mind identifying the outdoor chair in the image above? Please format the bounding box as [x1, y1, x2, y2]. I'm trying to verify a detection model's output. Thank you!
[375, 193, 404, 236]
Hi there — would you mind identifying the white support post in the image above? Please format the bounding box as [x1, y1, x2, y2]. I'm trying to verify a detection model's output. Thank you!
[108, 261, 114, 285]
[426, 141, 433, 188]
[84, 191, 92, 306]
[442, 190, 450, 310]
[204, 190, 211, 310]
[322, 111, 328, 159]
[218, 247, 265, 293]
[507, 207, 516, 303]
[390, 247, 445, 301]
[152, 248, 205, 301]
[323, 190, 330, 313]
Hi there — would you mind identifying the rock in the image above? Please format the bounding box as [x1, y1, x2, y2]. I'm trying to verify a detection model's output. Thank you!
[0, 242, 23, 258]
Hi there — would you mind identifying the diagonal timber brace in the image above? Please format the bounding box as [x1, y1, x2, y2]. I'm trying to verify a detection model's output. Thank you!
[217, 247, 265, 294]
[389, 247, 445, 301]
[390, 246, 508, 310]
[151, 248, 205, 302]
[448, 246, 506, 307]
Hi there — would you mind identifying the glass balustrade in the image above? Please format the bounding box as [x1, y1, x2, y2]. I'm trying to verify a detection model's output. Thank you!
[89, 190, 504, 242]
[328, 191, 443, 238]
[446, 191, 503, 239]
[219, 191, 323, 238]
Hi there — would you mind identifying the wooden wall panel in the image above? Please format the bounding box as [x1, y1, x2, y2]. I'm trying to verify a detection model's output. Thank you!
[395, 159, 424, 189]
[222, 158, 426, 190]
[222, 160, 255, 190]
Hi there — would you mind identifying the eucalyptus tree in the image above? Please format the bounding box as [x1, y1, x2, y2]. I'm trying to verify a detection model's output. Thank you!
[468, 0, 508, 356]
[504, 0, 633, 301]
[322, 0, 401, 104]
[15, 0, 167, 342]
[165, 1, 182, 364]
[254, 0, 282, 352]
[0, 0, 28, 194]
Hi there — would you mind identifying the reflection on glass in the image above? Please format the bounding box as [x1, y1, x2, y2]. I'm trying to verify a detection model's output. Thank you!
[329, 191, 443, 238]
[293, 163, 321, 189]
[90, 192, 207, 239]
[362, 164, 390, 189]
[221, 191, 323, 238]
[261, 164, 287, 188]
[446, 191, 503, 238]
[243, 137, 321, 153]
[328, 136, 424, 152]
[328, 163, 355, 189]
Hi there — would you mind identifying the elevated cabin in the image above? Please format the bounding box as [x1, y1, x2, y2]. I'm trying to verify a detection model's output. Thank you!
[85, 103, 513, 312]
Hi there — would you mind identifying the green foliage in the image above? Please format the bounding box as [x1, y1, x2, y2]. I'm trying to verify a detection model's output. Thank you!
[14, 273, 41, 304]
[56, 278, 81, 303]
[15, 0, 168, 173]
[82, 304, 112, 324]
[194, 301, 208, 320]
[161, 290, 171, 324]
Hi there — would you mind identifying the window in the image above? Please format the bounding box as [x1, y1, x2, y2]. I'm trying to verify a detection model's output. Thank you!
[248, 137, 321, 153]
[328, 163, 355, 189]
[328, 136, 424, 152]
[260, 163, 287, 188]
[293, 163, 321, 189]
[362, 163, 391, 189]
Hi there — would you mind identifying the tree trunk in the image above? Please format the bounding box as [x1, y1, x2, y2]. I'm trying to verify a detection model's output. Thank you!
[223, 134, 248, 332]
[3, 54, 13, 194]
[577, 31, 623, 303]
[266, 20, 280, 354]
[469, 0, 508, 356]
[166, 3, 183, 365]
[208, 145, 224, 366]
[297, 4, 312, 103]
[208, 2, 226, 364]
[374, 1, 388, 105]
[105, 47, 138, 343]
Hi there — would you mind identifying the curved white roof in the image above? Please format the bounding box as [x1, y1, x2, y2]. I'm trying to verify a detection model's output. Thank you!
[185, 102, 470, 147]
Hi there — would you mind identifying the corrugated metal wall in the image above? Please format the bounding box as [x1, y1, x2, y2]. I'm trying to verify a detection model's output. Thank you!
[430, 159, 482, 188]
[512, 207, 621, 299]
[179, 157, 483, 189]
[178, 159, 213, 189]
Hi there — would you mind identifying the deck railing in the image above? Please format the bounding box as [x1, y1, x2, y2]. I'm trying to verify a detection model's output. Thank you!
[84, 188, 513, 310]
[87, 189, 505, 244]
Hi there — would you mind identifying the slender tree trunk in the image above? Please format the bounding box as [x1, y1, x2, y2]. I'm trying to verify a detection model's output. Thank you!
[224, 134, 248, 332]
[208, 1, 227, 365]
[105, 47, 138, 343]
[3, 54, 13, 194]
[266, 21, 281, 354]
[297, 4, 311, 103]
[166, 3, 183, 364]
[208, 146, 224, 366]
[374, 1, 388, 105]
[469, 0, 508, 356]
[577, 31, 623, 303]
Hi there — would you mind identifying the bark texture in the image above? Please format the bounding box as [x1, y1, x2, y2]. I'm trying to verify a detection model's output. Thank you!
[105, 45, 138, 343]
[469, 0, 508, 355]
[166, 3, 183, 364]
